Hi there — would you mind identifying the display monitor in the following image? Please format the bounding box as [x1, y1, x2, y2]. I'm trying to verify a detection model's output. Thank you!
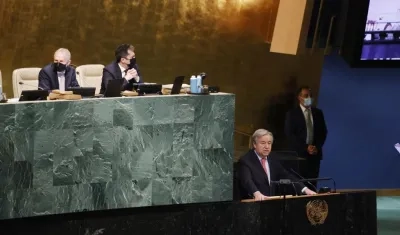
[361, 0, 400, 60]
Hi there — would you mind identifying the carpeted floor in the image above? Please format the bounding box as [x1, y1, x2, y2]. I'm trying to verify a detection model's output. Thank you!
[377, 196, 400, 235]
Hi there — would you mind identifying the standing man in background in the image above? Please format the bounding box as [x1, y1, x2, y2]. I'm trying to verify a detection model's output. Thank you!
[284, 86, 328, 187]
[100, 44, 142, 94]
[38, 48, 80, 91]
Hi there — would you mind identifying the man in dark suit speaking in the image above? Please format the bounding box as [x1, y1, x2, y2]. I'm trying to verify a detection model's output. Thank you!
[100, 44, 143, 94]
[239, 129, 316, 200]
[38, 48, 80, 91]
[284, 86, 328, 186]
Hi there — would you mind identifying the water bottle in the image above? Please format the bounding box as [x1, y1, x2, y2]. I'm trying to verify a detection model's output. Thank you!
[190, 75, 197, 93]
[196, 75, 202, 93]
[0, 85, 3, 100]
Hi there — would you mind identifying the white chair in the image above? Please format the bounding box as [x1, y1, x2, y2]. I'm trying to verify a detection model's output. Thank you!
[12, 68, 41, 98]
[76, 64, 104, 94]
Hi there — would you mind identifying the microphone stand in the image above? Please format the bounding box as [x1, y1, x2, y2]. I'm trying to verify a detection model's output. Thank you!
[289, 168, 318, 192]
[282, 185, 287, 235]
[272, 180, 291, 235]
[289, 168, 337, 193]
[76, 71, 94, 88]
[296, 177, 337, 193]
[291, 183, 298, 196]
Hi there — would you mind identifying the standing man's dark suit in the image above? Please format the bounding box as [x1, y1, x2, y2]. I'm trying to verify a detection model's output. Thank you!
[100, 61, 142, 94]
[284, 87, 328, 185]
[38, 63, 79, 91]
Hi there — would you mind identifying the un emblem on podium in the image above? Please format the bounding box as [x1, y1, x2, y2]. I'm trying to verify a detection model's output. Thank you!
[306, 199, 329, 225]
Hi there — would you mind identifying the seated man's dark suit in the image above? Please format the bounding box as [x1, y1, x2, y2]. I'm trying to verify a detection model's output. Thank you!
[238, 150, 305, 199]
[284, 106, 328, 183]
[38, 63, 79, 91]
[100, 61, 143, 94]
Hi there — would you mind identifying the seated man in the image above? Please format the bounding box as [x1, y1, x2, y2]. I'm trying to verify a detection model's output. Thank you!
[38, 48, 80, 91]
[239, 129, 316, 200]
[100, 44, 143, 94]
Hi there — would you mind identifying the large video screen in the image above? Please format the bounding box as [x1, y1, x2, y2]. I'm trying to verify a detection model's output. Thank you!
[361, 0, 400, 60]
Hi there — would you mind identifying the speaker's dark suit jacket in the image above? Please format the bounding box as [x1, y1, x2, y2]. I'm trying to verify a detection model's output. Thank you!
[38, 63, 79, 91]
[284, 106, 328, 160]
[100, 61, 143, 94]
[238, 150, 305, 199]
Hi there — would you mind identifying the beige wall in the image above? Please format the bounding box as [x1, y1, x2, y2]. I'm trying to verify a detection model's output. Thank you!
[0, 0, 324, 147]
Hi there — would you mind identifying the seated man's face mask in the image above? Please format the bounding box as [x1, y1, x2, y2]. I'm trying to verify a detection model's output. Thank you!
[53, 62, 67, 72]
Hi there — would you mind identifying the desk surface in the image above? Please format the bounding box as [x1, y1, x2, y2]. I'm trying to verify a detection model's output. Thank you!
[240, 193, 341, 202]
[0, 92, 233, 106]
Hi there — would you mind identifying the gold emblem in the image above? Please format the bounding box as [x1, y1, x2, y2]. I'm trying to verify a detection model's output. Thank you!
[306, 199, 328, 225]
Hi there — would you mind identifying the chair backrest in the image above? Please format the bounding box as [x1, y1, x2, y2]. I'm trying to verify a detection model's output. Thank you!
[76, 64, 104, 94]
[12, 68, 42, 98]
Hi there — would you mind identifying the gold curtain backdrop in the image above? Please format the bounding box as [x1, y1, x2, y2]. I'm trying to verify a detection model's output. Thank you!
[0, 0, 324, 137]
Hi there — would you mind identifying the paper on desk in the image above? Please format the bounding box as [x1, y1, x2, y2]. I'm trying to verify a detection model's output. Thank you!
[8, 98, 20, 103]
[395, 143, 400, 154]
[162, 84, 190, 89]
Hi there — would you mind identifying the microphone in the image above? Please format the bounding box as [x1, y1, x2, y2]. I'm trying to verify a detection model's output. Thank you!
[297, 177, 336, 193]
[289, 169, 337, 193]
[271, 177, 336, 193]
[271, 179, 292, 185]
[19, 81, 44, 90]
[289, 168, 318, 192]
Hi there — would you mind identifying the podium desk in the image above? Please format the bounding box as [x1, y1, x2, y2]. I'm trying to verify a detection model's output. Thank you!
[241, 191, 377, 235]
[0, 191, 377, 234]
[0, 93, 235, 220]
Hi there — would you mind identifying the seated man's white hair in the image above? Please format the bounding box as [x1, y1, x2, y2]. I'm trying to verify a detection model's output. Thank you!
[54, 48, 71, 61]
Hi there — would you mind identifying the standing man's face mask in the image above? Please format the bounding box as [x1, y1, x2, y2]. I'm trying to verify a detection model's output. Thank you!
[303, 97, 312, 107]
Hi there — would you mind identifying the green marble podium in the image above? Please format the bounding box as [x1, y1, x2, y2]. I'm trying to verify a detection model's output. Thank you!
[0, 93, 234, 220]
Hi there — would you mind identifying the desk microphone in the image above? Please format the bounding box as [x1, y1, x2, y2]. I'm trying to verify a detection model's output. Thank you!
[289, 169, 337, 193]
[289, 168, 318, 192]
[272, 176, 337, 194]
[19, 82, 44, 90]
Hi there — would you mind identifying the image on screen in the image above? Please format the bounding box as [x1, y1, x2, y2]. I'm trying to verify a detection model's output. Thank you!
[361, 0, 400, 60]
